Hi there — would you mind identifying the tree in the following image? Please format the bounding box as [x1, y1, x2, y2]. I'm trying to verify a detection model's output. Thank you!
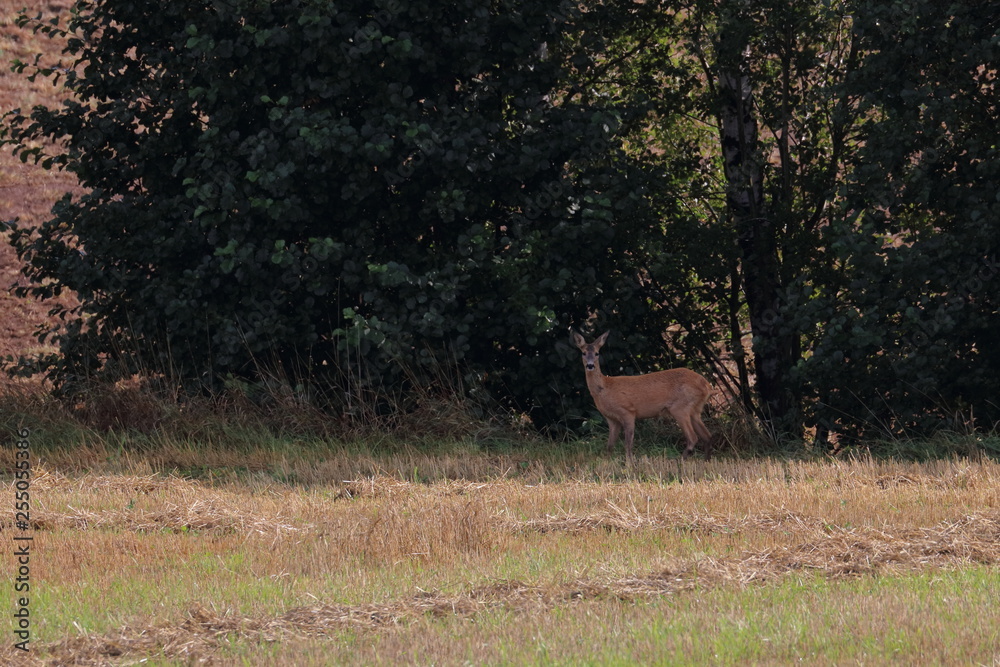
[612, 0, 860, 438]
[796, 0, 1000, 438]
[532, 1, 864, 440]
[2, 0, 682, 429]
[13, 0, 994, 445]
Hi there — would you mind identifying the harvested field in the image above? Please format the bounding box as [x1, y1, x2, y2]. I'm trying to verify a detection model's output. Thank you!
[3, 456, 999, 665]
[2, 3, 998, 664]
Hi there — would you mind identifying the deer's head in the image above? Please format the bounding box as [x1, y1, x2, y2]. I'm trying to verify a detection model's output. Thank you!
[571, 330, 609, 372]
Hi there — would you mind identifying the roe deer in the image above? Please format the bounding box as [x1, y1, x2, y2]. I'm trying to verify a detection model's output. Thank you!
[572, 331, 713, 460]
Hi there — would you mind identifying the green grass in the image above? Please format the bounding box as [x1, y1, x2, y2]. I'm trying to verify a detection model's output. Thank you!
[6, 446, 998, 665]
[208, 568, 999, 666]
[3, 384, 1000, 665]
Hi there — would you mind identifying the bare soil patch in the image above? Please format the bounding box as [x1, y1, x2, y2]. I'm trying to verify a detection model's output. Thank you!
[0, 0, 80, 371]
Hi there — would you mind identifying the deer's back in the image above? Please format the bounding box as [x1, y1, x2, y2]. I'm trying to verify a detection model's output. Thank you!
[600, 368, 711, 418]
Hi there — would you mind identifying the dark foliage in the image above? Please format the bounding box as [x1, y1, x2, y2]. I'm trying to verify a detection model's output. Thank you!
[797, 0, 1000, 437]
[2, 0, 681, 429]
[5, 0, 1000, 445]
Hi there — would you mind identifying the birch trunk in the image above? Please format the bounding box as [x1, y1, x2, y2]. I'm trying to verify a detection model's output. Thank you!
[718, 43, 799, 438]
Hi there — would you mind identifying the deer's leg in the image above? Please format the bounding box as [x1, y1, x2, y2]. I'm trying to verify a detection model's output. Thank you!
[622, 416, 636, 462]
[670, 407, 699, 458]
[694, 415, 712, 441]
[606, 418, 621, 455]
[694, 414, 713, 458]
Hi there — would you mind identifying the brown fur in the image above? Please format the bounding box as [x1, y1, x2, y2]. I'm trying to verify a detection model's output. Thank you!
[572, 331, 713, 461]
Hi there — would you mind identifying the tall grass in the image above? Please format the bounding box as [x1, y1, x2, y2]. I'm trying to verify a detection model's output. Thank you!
[3, 372, 999, 488]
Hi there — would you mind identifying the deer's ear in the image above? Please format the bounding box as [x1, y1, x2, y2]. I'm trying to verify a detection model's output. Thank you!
[570, 330, 586, 348]
[595, 331, 610, 346]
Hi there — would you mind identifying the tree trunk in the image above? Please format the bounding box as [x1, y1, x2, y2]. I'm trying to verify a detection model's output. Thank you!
[717, 42, 800, 439]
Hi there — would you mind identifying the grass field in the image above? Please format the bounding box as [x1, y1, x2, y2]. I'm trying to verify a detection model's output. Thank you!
[2, 2, 999, 664]
[3, 423, 999, 665]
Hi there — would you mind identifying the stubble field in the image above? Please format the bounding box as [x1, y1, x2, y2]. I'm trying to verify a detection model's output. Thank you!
[2, 2, 999, 664]
[3, 441, 999, 665]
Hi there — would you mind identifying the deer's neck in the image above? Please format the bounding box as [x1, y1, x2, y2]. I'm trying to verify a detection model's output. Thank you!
[584, 362, 608, 396]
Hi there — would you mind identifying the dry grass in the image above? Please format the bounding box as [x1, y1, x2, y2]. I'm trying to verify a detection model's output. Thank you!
[27, 470, 304, 537]
[1, 12, 998, 663]
[2, 455, 999, 665]
[28, 503, 1000, 667]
